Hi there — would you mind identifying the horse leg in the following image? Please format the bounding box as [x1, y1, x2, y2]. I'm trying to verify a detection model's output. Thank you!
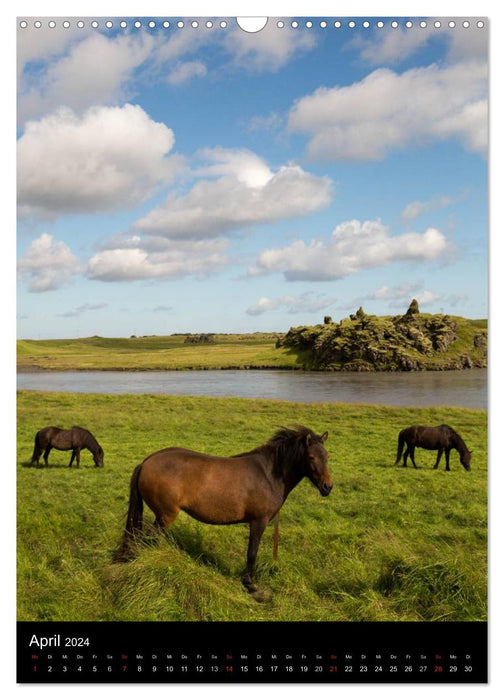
[402, 446, 409, 467]
[433, 449, 442, 469]
[69, 450, 76, 467]
[243, 517, 268, 593]
[410, 446, 419, 469]
[75, 448, 81, 468]
[43, 446, 51, 467]
[154, 510, 179, 532]
[445, 448, 451, 471]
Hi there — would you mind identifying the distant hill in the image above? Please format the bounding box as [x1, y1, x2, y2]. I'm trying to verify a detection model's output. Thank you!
[277, 302, 487, 371]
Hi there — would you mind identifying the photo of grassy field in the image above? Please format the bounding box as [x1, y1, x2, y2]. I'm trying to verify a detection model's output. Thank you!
[17, 390, 487, 622]
[16, 16, 488, 636]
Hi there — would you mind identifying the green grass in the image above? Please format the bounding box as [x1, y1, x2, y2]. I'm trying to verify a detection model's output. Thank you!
[17, 334, 303, 371]
[17, 391, 487, 622]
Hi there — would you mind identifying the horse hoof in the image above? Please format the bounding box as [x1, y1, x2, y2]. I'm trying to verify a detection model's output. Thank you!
[250, 588, 272, 603]
[242, 577, 258, 594]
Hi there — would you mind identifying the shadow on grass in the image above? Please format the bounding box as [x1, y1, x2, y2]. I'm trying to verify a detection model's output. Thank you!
[21, 461, 98, 469]
[166, 526, 236, 576]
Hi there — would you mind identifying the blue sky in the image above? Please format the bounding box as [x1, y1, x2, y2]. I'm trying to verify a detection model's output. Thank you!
[16, 17, 488, 338]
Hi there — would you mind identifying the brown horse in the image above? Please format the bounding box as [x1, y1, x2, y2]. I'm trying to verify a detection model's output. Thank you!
[395, 424, 471, 471]
[115, 426, 332, 593]
[30, 426, 104, 468]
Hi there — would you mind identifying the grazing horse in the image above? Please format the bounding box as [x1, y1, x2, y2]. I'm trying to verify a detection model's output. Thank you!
[115, 426, 332, 593]
[30, 426, 104, 468]
[395, 424, 471, 471]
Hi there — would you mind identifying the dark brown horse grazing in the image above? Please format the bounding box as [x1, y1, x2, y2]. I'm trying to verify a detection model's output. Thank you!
[115, 426, 332, 593]
[30, 426, 104, 468]
[395, 425, 471, 471]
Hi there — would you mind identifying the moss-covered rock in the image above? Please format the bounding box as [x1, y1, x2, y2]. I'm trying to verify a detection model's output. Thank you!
[277, 312, 487, 371]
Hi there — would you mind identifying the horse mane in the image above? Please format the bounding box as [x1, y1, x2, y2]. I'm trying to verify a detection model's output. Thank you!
[442, 425, 470, 455]
[232, 425, 319, 475]
[72, 426, 101, 452]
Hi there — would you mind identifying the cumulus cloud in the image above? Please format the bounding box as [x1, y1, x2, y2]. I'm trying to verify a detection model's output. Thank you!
[167, 60, 207, 85]
[17, 233, 78, 292]
[246, 292, 337, 316]
[349, 23, 487, 66]
[224, 22, 316, 72]
[18, 104, 183, 219]
[86, 238, 229, 282]
[19, 32, 154, 123]
[350, 26, 442, 65]
[18, 24, 317, 124]
[134, 148, 332, 239]
[251, 219, 450, 281]
[288, 61, 487, 160]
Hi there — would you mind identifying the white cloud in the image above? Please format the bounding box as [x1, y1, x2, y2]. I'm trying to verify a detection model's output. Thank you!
[288, 60, 487, 160]
[224, 22, 316, 72]
[194, 147, 274, 187]
[87, 238, 229, 282]
[351, 26, 441, 65]
[247, 292, 337, 316]
[134, 148, 332, 239]
[368, 283, 423, 301]
[388, 289, 441, 308]
[252, 219, 450, 281]
[400, 194, 457, 222]
[167, 60, 207, 85]
[17, 233, 78, 292]
[19, 32, 154, 123]
[349, 23, 487, 66]
[18, 104, 183, 219]
[18, 24, 317, 125]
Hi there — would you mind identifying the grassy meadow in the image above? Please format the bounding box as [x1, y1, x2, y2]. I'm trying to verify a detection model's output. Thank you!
[17, 333, 305, 371]
[17, 391, 487, 622]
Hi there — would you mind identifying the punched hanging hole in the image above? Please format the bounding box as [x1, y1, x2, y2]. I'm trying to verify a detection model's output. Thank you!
[236, 17, 268, 33]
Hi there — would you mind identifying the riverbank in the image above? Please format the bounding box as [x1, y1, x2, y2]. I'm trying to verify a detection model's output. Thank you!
[18, 391, 487, 622]
[17, 316, 487, 372]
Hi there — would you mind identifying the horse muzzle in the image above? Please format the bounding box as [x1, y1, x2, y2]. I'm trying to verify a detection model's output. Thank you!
[319, 482, 333, 497]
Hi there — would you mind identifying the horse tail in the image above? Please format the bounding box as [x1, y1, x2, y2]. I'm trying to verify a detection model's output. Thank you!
[395, 430, 406, 464]
[30, 430, 43, 464]
[114, 464, 144, 562]
[30, 439, 39, 464]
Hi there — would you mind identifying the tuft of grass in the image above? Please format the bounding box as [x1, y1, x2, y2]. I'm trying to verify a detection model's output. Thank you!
[17, 391, 487, 622]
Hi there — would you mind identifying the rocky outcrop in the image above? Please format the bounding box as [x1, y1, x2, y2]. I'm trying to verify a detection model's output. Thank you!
[278, 304, 487, 371]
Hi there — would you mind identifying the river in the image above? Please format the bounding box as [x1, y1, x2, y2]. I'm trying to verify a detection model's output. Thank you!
[16, 368, 487, 409]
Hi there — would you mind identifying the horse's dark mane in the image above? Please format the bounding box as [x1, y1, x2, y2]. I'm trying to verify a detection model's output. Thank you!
[232, 425, 319, 474]
[443, 425, 470, 454]
[72, 426, 101, 453]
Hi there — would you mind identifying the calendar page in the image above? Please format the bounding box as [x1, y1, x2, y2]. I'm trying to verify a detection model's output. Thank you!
[16, 15, 488, 683]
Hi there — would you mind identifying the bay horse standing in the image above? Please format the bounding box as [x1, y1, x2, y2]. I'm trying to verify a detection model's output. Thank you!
[30, 426, 104, 468]
[115, 426, 332, 593]
[395, 424, 471, 471]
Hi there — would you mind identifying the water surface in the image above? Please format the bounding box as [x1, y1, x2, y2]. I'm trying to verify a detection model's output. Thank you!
[17, 369, 487, 409]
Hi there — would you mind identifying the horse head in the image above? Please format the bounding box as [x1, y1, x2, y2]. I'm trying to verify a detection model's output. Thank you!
[94, 446, 104, 468]
[305, 431, 332, 496]
[461, 449, 472, 471]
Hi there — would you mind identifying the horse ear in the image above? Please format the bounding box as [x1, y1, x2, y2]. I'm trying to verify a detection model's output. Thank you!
[320, 431, 328, 442]
[305, 434, 312, 446]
